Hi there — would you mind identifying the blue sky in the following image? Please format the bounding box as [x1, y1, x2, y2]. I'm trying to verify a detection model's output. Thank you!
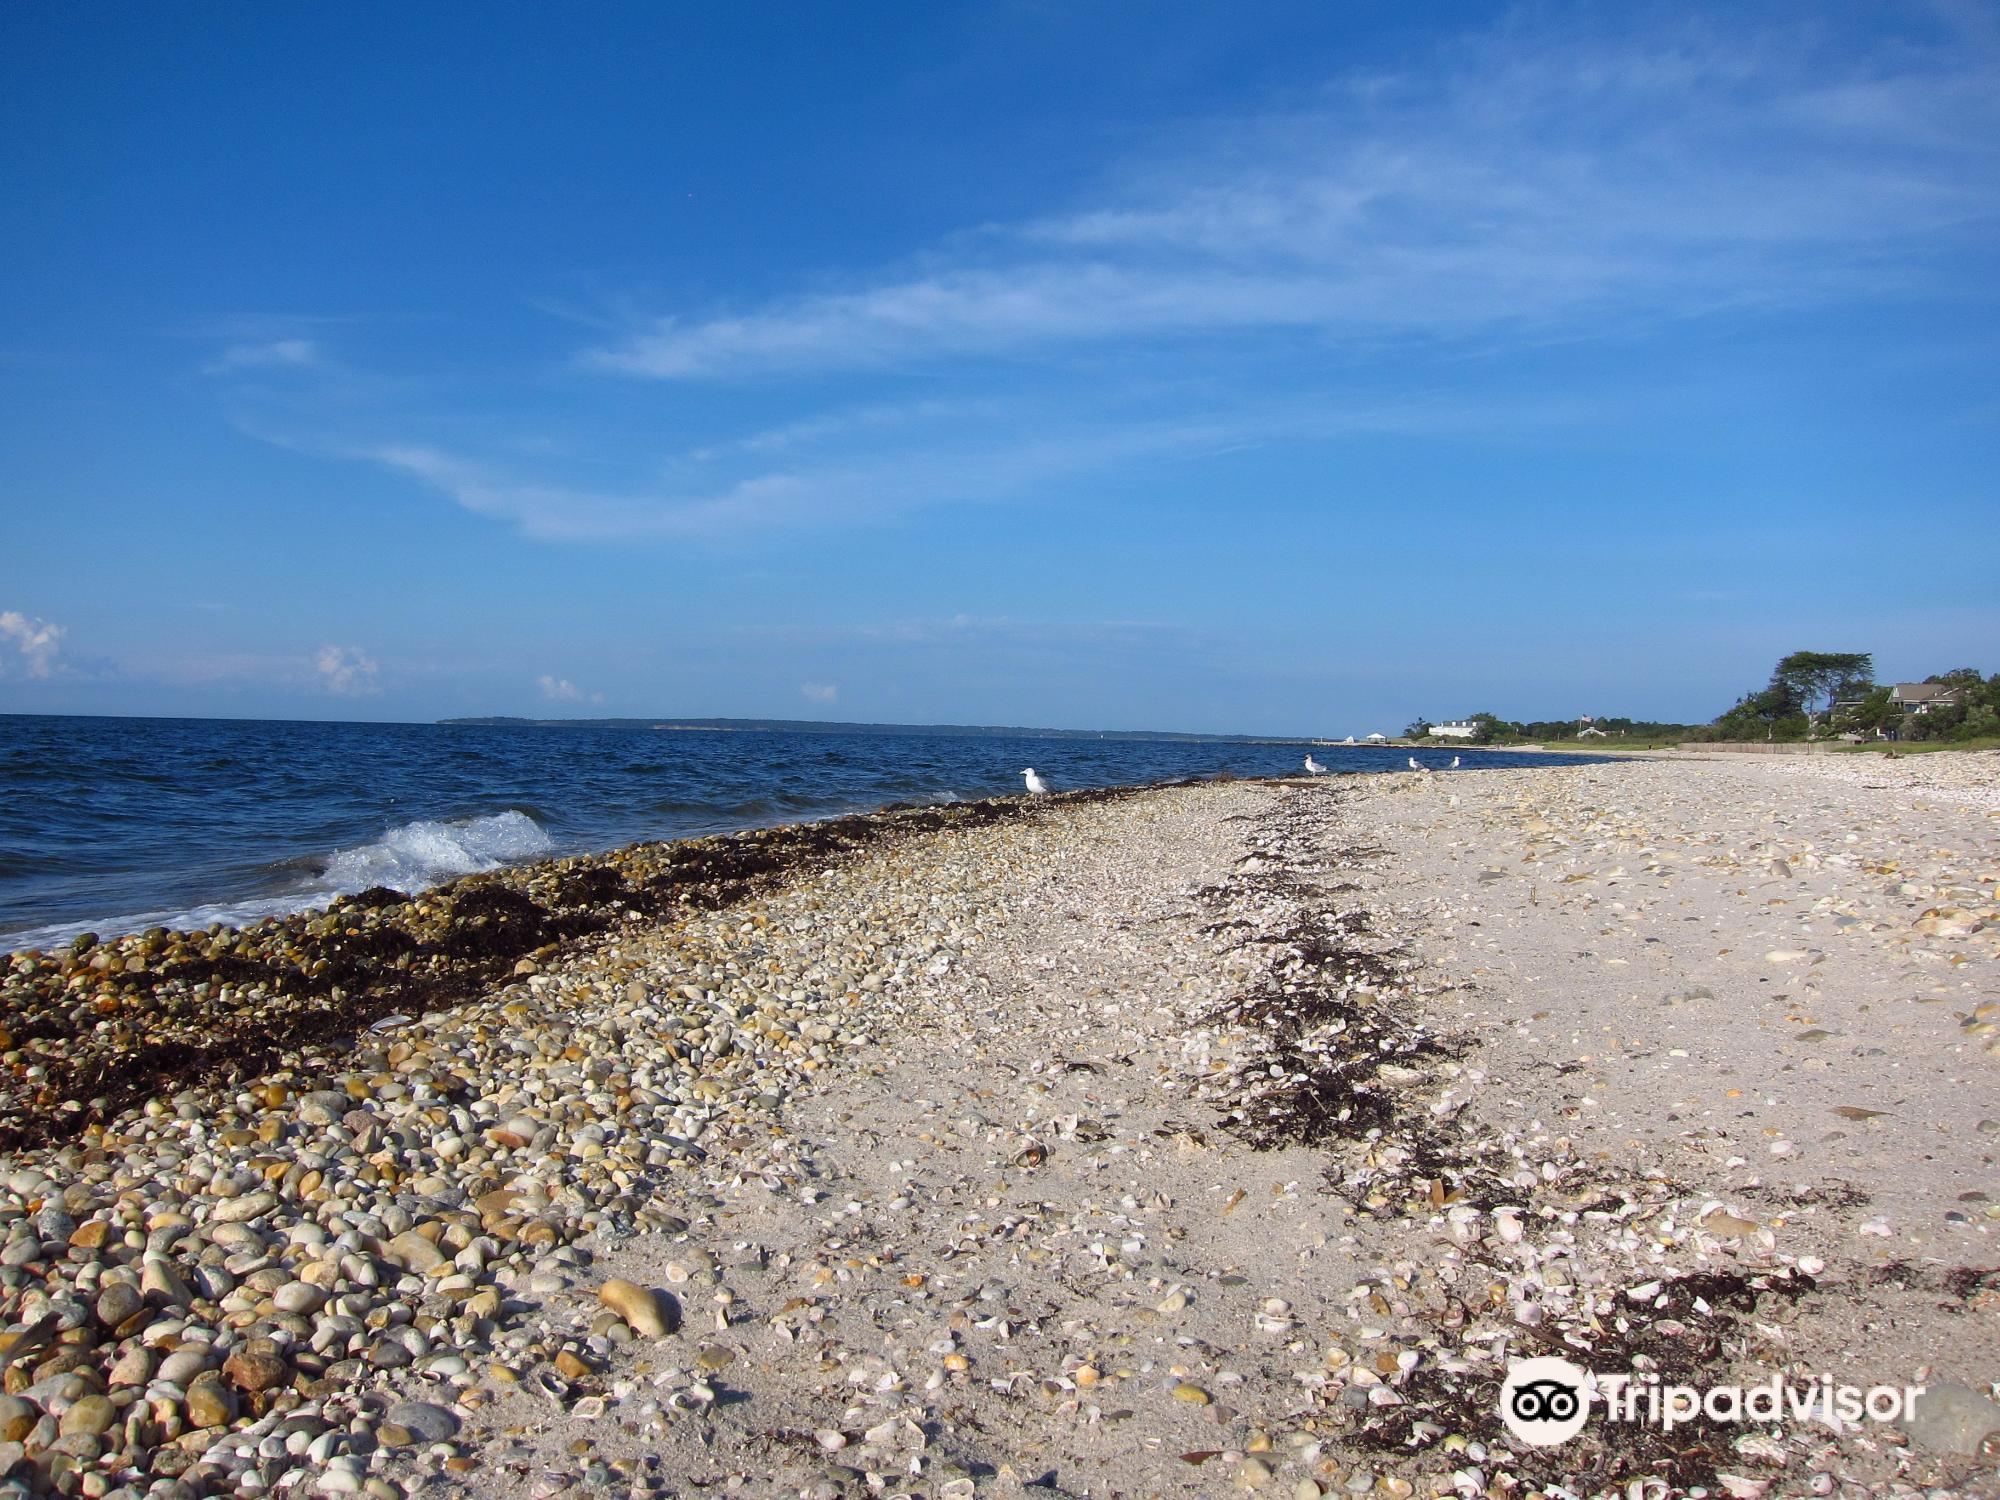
[1, 1, 1995, 734]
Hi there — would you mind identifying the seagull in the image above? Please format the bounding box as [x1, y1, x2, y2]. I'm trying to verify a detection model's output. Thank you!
[1408, 756, 1428, 772]
[1304, 755, 1325, 776]
[1022, 768, 1051, 795]
[1450, 755, 1461, 769]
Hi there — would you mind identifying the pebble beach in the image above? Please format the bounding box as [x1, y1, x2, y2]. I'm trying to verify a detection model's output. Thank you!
[1, 754, 1997, 1500]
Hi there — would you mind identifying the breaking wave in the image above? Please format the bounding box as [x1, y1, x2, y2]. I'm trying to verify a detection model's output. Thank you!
[2, 811, 553, 952]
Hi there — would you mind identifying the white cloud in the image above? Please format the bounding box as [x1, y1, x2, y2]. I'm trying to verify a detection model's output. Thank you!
[586, 12, 1998, 380]
[0, 611, 64, 678]
[355, 390, 1542, 542]
[207, 338, 320, 374]
[244, 9, 1999, 552]
[314, 645, 379, 696]
[536, 674, 604, 704]
[800, 682, 839, 704]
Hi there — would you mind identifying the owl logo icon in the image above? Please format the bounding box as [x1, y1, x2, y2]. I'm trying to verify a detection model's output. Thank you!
[1500, 1356, 1593, 1446]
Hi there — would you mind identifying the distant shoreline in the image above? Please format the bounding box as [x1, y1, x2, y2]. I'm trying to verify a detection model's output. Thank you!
[436, 713, 1322, 744]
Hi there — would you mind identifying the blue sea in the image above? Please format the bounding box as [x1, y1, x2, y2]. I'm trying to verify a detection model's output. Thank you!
[0, 715, 1607, 951]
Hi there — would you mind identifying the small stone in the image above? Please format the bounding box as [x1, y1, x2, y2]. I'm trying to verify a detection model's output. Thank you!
[108, 1345, 154, 1387]
[596, 1279, 672, 1337]
[1239, 1457, 1272, 1488]
[1701, 1209, 1759, 1237]
[273, 1282, 325, 1316]
[384, 1401, 460, 1444]
[94, 1282, 144, 1329]
[186, 1374, 234, 1429]
[141, 1258, 194, 1308]
[223, 1348, 290, 1394]
[213, 1189, 278, 1224]
[1172, 1383, 1211, 1405]
[694, 1345, 735, 1373]
[58, 1396, 115, 1438]
[158, 1348, 211, 1385]
[0, 1396, 34, 1442]
[385, 1230, 449, 1274]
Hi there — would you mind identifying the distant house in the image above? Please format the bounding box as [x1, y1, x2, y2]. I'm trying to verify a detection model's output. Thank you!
[1363, 732, 1388, 743]
[1576, 725, 1609, 739]
[1889, 682, 1965, 716]
[1427, 720, 1480, 740]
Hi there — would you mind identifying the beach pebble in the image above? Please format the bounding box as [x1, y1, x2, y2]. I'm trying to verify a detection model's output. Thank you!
[384, 1401, 459, 1444]
[596, 1278, 673, 1337]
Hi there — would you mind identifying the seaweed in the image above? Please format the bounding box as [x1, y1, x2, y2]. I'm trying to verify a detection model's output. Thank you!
[0, 784, 1148, 1151]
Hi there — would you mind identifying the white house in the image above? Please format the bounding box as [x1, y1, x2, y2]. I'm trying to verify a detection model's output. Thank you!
[1427, 720, 1479, 740]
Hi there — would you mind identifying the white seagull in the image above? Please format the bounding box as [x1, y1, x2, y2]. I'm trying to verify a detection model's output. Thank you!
[1408, 756, 1428, 772]
[1451, 755, 1461, 769]
[1304, 755, 1325, 776]
[1022, 768, 1051, 795]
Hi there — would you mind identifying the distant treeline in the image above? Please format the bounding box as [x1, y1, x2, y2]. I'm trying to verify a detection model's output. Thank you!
[1410, 652, 2000, 746]
[1402, 712, 1694, 744]
[436, 715, 1300, 744]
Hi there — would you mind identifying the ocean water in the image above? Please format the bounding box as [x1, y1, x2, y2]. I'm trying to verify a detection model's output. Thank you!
[0, 715, 1606, 950]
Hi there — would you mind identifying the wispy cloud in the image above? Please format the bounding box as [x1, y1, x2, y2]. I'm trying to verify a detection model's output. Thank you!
[226, 7, 1999, 551]
[0, 611, 65, 678]
[206, 338, 320, 374]
[352, 387, 1564, 542]
[588, 12, 1998, 380]
[799, 682, 838, 704]
[314, 645, 379, 696]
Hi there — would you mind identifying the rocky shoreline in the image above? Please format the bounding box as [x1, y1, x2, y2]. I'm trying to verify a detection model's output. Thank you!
[0, 761, 1992, 1500]
[0, 791, 1137, 1153]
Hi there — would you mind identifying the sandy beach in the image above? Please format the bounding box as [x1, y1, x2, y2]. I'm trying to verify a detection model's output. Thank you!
[1, 755, 1997, 1500]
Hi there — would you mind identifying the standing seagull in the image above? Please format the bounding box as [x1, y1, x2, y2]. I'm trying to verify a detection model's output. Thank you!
[1407, 756, 1428, 772]
[1304, 755, 1325, 776]
[1022, 768, 1051, 796]
[1451, 755, 1461, 769]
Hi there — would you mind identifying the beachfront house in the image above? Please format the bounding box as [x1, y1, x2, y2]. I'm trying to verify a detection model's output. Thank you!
[1427, 720, 1479, 740]
[1889, 682, 1965, 716]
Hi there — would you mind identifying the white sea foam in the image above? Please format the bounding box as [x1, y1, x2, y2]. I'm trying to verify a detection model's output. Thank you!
[317, 810, 553, 891]
[2, 810, 554, 952]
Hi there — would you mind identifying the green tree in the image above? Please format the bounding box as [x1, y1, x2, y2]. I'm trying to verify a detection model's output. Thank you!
[1927, 667, 1985, 689]
[1771, 651, 1873, 735]
[1404, 717, 1433, 741]
[1715, 681, 1806, 740]
[1837, 685, 1895, 737]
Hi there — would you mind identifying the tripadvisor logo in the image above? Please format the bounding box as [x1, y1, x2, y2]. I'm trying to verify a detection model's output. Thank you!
[1500, 1357, 1592, 1446]
[1498, 1356, 1927, 1446]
